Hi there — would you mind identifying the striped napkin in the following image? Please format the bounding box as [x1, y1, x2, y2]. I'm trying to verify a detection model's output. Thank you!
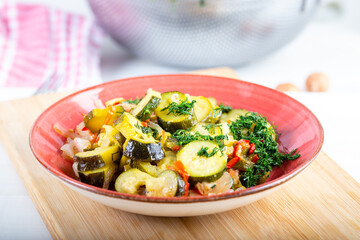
[0, 2, 104, 97]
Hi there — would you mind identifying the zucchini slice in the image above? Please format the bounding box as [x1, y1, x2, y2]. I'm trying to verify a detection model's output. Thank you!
[155, 91, 197, 133]
[115, 112, 156, 144]
[219, 109, 248, 123]
[123, 139, 164, 162]
[115, 168, 151, 195]
[74, 146, 121, 172]
[83, 106, 124, 133]
[192, 96, 213, 123]
[78, 163, 117, 189]
[95, 125, 125, 148]
[176, 141, 227, 183]
[133, 161, 160, 177]
[131, 90, 162, 121]
[146, 170, 179, 197]
[115, 168, 179, 197]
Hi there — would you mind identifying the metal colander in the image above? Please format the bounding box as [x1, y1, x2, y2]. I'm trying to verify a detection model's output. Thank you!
[88, 0, 319, 68]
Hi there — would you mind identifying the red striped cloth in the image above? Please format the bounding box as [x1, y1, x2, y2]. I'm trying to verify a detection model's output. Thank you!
[0, 2, 104, 91]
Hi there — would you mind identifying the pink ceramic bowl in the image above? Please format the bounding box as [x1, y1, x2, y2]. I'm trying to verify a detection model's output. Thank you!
[30, 74, 323, 216]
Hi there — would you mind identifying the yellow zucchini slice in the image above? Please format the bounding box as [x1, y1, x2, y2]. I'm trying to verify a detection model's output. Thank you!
[83, 105, 124, 133]
[192, 96, 213, 123]
[115, 112, 156, 144]
[131, 90, 162, 121]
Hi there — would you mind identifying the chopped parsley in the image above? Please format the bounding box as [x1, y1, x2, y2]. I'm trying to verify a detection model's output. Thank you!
[161, 99, 196, 116]
[228, 112, 300, 188]
[197, 146, 219, 158]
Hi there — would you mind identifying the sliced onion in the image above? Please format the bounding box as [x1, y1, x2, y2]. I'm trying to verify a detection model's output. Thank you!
[60, 140, 76, 161]
[195, 172, 233, 196]
[72, 162, 80, 178]
[73, 137, 91, 152]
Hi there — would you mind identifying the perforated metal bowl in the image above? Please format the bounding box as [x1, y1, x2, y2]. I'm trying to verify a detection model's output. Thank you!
[88, 0, 319, 67]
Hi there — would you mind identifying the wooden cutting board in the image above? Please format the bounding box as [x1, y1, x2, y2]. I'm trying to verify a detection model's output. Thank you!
[0, 68, 359, 239]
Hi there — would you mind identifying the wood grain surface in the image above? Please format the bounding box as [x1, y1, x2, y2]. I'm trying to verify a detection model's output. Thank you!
[0, 68, 359, 239]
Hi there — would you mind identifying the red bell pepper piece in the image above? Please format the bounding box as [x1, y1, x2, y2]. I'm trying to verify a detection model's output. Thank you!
[226, 157, 240, 169]
[249, 143, 255, 154]
[233, 139, 250, 158]
[252, 154, 259, 163]
[172, 145, 181, 152]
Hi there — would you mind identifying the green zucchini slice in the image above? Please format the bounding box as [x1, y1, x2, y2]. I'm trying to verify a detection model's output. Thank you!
[115, 112, 156, 144]
[155, 91, 197, 133]
[115, 168, 179, 197]
[176, 141, 227, 183]
[131, 90, 162, 121]
[192, 96, 213, 123]
[123, 139, 165, 162]
[78, 163, 117, 189]
[74, 146, 121, 172]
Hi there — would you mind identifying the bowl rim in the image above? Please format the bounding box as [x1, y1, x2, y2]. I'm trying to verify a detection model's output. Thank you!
[29, 74, 324, 203]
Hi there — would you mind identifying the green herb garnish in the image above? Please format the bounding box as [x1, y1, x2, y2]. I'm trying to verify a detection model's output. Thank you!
[215, 103, 233, 114]
[124, 98, 142, 105]
[138, 102, 155, 120]
[203, 123, 222, 135]
[197, 146, 219, 158]
[211, 184, 216, 189]
[135, 122, 157, 138]
[172, 130, 227, 151]
[228, 112, 300, 188]
[161, 99, 196, 116]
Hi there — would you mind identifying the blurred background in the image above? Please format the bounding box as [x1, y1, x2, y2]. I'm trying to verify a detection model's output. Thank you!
[0, 0, 359, 99]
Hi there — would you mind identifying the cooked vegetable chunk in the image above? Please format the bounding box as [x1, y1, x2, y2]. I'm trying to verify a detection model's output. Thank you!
[124, 139, 164, 162]
[95, 125, 124, 148]
[155, 91, 197, 133]
[74, 146, 121, 172]
[84, 105, 124, 133]
[192, 96, 213, 123]
[131, 90, 162, 121]
[220, 109, 248, 123]
[78, 163, 117, 189]
[115, 169, 180, 197]
[115, 112, 155, 143]
[176, 141, 227, 183]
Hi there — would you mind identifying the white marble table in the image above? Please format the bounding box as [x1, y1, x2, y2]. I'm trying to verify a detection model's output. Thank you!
[1, 0, 360, 239]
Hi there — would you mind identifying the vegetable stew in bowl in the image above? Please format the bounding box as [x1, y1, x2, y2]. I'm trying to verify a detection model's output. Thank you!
[59, 89, 300, 197]
[29, 74, 323, 216]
